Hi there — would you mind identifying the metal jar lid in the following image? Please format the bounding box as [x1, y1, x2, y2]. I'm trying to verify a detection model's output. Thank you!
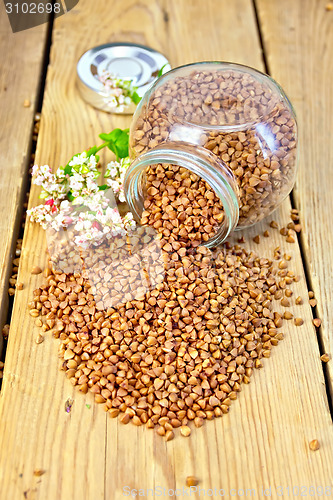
[77, 42, 171, 114]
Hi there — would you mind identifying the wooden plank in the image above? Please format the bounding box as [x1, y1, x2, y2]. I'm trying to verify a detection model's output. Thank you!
[0, 0, 332, 498]
[0, 4, 49, 352]
[255, 0, 333, 395]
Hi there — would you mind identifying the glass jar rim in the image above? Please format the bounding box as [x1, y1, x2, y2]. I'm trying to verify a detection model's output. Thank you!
[123, 142, 240, 247]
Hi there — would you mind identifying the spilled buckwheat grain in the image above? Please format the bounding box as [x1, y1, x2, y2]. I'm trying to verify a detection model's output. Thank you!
[30, 225, 296, 439]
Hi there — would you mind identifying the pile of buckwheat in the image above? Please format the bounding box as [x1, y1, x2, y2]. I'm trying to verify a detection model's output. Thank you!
[29, 199, 300, 440]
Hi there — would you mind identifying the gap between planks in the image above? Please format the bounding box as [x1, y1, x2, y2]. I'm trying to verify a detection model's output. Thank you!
[0, 10, 52, 357]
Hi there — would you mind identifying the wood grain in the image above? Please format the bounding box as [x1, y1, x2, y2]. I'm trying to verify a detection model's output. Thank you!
[255, 0, 333, 397]
[0, 4, 49, 353]
[0, 1, 332, 498]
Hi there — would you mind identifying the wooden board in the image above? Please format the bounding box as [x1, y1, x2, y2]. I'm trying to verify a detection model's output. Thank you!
[0, 4, 49, 352]
[0, 0, 332, 498]
[255, 0, 333, 396]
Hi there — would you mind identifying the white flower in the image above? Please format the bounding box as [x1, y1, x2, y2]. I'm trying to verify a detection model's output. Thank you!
[69, 152, 88, 167]
[99, 71, 139, 110]
[105, 157, 131, 202]
[69, 178, 84, 192]
[88, 155, 97, 170]
[105, 165, 118, 178]
[55, 166, 66, 180]
[60, 200, 71, 211]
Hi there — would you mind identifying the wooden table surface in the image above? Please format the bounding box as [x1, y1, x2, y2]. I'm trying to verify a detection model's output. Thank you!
[0, 1, 332, 499]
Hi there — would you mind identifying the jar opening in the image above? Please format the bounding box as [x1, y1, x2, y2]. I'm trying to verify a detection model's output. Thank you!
[124, 142, 240, 247]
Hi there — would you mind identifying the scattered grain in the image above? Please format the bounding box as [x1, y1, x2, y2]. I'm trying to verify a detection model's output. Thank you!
[109, 409, 120, 418]
[180, 426, 191, 437]
[35, 333, 44, 344]
[186, 476, 199, 487]
[29, 309, 40, 317]
[2, 324, 10, 338]
[165, 430, 174, 441]
[33, 469, 45, 476]
[31, 266, 42, 275]
[119, 413, 130, 425]
[309, 439, 320, 451]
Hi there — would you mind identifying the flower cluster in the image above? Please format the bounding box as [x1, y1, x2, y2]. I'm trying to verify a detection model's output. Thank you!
[105, 156, 131, 203]
[27, 150, 136, 248]
[32, 164, 67, 202]
[68, 199, 136, 247]
[99, 71, 140, 111]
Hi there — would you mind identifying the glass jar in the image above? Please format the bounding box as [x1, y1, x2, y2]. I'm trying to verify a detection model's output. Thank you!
[124, 62, 298, 247]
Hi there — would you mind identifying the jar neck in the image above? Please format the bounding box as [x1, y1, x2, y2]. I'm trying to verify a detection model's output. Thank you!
[124, 142, 240, 247]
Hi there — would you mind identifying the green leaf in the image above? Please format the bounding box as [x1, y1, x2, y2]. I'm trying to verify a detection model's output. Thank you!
[157, 63, 168, 78]
[102, 128, 129, 160]
[87, 145, 98, 156]
[131, 91, 141, 105]
[98, 184, 108, 191]
[99, 133, 112, 142]
[107, 141, 117, 157]
[109, 129, 124, 141]
[64, 164, 72, 175]
[67, 191, 75, 202]
[113, 129, 129, 158]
